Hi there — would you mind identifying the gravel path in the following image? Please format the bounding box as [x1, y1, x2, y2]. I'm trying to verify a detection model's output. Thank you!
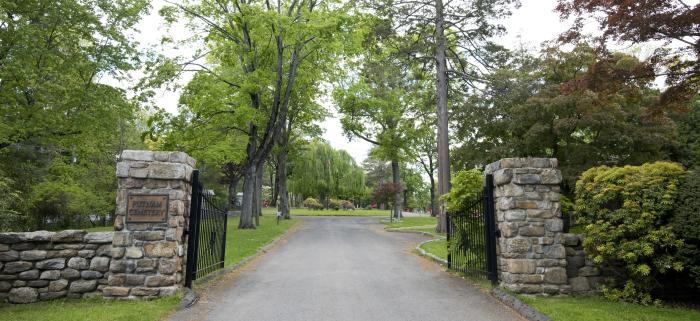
[169, 216, 522, 321]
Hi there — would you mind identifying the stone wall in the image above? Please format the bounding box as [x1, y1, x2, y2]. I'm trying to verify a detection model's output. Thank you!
[103, 150, 195, 299]
[485, 158, 569, 295]
[563, 233, 603, 294]
[0, 230, 113, 303]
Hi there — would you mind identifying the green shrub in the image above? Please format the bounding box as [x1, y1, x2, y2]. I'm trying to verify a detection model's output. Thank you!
[302, 197, 323, 210]
[327, 199, 341, 210]
[341, 200, 354, 210]
[671, 169, 700, 290]
[0, 173, 26, 232]
[575, 162, 686, 304]
[443, 169, 483, 213]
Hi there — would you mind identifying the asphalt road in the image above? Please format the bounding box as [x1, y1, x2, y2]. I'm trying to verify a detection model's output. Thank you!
[169, 216, 522, 321]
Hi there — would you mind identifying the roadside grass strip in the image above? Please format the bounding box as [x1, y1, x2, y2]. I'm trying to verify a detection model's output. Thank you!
[518, 295, 700, 321]
[0, 295, 181, 321]
[416, 238, 448, 264]
[224, 215, 298, 268]
[382, 216, 437, 229]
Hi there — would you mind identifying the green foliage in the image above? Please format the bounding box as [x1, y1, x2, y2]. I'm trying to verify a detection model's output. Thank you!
[328, 199, 342, 210]
[334, 23, 419, 164]
[671, 169, 700, 290]
[442, 169, 484, 213]
[561, 195, 575, 217]
[289, 140, 366, 202]
[0, 173, 25, 232]
[401, 165, 429, 211]
[28, 160, 115, 230]
[302, 198, 323, 210]
[340, 200, 355, 210]
[453, 45, 677, 189]
[575, 162, 686, 304]
[673, 99, 700, 170]
[0, 0, 149, 231]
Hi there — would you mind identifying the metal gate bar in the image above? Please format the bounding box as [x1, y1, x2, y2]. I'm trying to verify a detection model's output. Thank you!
[185, 170, 228, 288]
[447, 173, 498, 285]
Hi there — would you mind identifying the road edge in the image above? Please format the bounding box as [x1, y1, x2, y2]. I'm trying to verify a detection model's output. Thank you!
[178, 218, 303, 310]
[405, 230, 553, 321]
[415, 238, 448, 266]
[490, 288, 554, 321]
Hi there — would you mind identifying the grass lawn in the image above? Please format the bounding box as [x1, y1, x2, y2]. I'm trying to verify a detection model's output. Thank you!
[382, 217, 444, 237]
[420, 238, 447, 260]
[519, 295, 700, 321]
[262, 207, 391, 216]
[224, 214, 298, 268]
[383, 216, 437, 229]
[0, 295, 181, 321]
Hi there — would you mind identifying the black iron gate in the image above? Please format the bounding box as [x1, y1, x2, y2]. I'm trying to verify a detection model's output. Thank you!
[447, 174, 499, 285]
[185, 170, 228, 288]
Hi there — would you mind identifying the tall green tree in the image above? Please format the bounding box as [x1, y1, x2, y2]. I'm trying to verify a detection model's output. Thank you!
[672, 97, 700, 169]
[453, 44, 678, 190]
[334, 27, 419, 220]
[0, 0, 149, 230]
[369, 0, 517, 231]
[288, 140, 366, 205]
[154, 0, 352, 228]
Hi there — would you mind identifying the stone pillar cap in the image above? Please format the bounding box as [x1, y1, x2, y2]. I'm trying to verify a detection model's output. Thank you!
[485, 158, 558, 173]
[119, 150, 196, 168]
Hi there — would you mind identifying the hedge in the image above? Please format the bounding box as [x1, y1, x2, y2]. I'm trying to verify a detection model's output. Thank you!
[575, 162, 686, 304]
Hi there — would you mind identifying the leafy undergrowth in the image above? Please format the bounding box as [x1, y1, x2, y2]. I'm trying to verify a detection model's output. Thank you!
[224, 215, 298, 268]
[518, 295, 700, 321]
[0, 295, 181, 321]
[262, 207, 391, 216]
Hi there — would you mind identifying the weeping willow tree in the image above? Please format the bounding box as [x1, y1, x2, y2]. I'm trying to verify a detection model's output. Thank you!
[289, 140, 366, 206]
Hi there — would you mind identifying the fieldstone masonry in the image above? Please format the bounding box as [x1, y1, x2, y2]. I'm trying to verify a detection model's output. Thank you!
[485, 158, 570, 294]
[0, 230, 113, 303]
[563, 233, 604, 294]
[104, 150, 195, 299]
[0, 150, 197, 303]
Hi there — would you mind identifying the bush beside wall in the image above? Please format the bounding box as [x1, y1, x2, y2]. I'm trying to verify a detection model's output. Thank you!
[575, 162, 686, 304]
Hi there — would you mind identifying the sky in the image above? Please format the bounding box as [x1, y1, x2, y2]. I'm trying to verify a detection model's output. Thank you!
[126, 0, 575, 163]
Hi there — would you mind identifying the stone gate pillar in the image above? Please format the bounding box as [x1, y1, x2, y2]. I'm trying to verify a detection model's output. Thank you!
[103, 150, 195, 298]
[484, 158, 569, 294]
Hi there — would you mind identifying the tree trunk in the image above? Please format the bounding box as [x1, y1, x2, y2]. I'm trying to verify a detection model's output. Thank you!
[277, 143, 290, 219]
[428, 155, 437, 217]
[435, 0, 451, 233]
[240, 124, 257, 229]
[429, 173, 437, 217]
[228, 178, 239, 211]
[254, 164, 263, 225]
[270, 163, 278, 206]
[239, 162, 256, 229]
[391, 159, 402, 220]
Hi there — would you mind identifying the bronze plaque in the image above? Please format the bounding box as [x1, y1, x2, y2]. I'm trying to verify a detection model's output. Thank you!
[126, 195, 169, 223]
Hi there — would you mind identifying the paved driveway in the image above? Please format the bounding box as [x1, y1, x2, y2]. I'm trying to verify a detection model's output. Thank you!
[169, 216, 521, 321]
